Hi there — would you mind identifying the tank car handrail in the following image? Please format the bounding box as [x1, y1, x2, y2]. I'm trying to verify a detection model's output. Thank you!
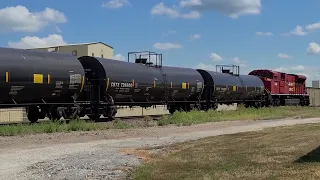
[127, 51, 163, 68]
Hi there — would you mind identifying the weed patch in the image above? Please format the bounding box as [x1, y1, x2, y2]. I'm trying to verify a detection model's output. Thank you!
[130, 123, 320, 179]
[157, 106, 320, 126]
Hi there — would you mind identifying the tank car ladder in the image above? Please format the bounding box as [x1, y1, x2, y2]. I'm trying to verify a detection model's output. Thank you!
[159, 68, 169, 105]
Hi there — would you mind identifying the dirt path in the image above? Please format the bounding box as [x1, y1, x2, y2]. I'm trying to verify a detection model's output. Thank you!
[1, 118, 320, 180]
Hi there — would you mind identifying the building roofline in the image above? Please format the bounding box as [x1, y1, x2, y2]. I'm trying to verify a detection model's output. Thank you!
[25, 41, 113, 49]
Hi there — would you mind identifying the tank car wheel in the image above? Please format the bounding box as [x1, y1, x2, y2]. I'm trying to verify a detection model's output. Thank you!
[48, 106, 62, 121]
[212, 103, 218, 110]
[103, 106, 117, 121]
[88, 113, 101, 121]
[26, 106, 39, 123]
[254, 102, 262, 109]
[167, 105, 177, 114]
[49, 114, 62, 121]
[168, 106, 177, 114]
[181, 104, 192, 112]
[109, 106, 117, 121]
[244, 103, 251, 108]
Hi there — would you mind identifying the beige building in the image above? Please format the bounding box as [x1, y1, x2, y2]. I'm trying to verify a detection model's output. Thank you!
[26, 42, 113, 59]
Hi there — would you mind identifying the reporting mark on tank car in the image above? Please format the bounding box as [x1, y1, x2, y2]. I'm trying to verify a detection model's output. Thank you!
[110, 82, 138, 88]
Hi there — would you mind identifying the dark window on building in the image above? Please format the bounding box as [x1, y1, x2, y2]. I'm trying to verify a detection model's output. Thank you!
[101, 54, 104, 58]
[72, 50, 77, 56]
[92, 53, 94, 57]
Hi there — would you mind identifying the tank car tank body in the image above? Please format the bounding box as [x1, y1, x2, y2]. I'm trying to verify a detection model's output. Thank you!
[77, 55, 204, 120]
[159, 66, 204, 113]
[0, 47, 85, 122]
[196, 65, 265, 109]
[238, 74, 266, 107]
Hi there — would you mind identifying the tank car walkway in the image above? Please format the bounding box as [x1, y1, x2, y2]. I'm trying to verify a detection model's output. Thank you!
[1, 117, 320, 179]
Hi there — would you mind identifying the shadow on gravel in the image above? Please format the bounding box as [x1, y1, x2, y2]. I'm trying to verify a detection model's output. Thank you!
[296, 145, 320, 163]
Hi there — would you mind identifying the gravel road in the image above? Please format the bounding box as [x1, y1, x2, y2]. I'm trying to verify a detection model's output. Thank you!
[1, 117, 320, 180]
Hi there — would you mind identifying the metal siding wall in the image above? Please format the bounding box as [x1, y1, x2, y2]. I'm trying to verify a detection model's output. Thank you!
[307, 87, 320, 106]
[59, 45, 88, 57]
[312, 81, 320, 88]
[88, 44, 113, 59]
[27, 45, 89, 58]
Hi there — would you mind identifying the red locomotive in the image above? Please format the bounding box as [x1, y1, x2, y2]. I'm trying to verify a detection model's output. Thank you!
[249, 69, 309, 106]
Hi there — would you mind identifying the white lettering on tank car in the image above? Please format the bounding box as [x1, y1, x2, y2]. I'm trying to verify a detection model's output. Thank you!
[111, 82, 120, 87]
[69, 74, 82, 90]
[9, 86, 25, 96]
[54, 81, 64, 95]
[196, 82, 203, 92]
[69, 74, 82, 84]
[111, 82, 136, 88]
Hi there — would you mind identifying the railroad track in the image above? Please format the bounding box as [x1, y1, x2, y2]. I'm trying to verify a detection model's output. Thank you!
[0, 114, 165, 126]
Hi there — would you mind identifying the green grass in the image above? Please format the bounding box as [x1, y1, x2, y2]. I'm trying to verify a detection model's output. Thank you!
[1, 106, 320, 136]
[0, 118, 133, 136]
[157, 106, 320, 126]
[130, 123, 320, 180]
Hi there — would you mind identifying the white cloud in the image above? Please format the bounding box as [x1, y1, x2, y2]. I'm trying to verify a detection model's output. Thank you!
[282, 22, 320, 37]
[162, 30, 177, 36]
[232, 57, 247, 68]
[210, 53, 223, 61]
[307, 42, 320, 55]
[277, 53, 292, 59]
[273, 67, 288, 72]
[151, 2, 200, 19]
[291, 65, 304, 71]
[232, 57, 240, 64]
[113, 54, 126, 61]
[305, 22, 320, 31]
[102, 0, 130, 9]
[151, 3, 180, 18]
[196, 63, 215, 71]
[283, 25, 307, 36]
[153, 42, 182, 50]
[180, 0, 262, 19]
[180, 0, 202, 7]
[181, 11, 201, 19]
[190, 33, 201, 40]
[273, 65, 306, 74]
[0, 6, 66, 33]
[255, 32, 273, 36]
[8, 34, 67, 49]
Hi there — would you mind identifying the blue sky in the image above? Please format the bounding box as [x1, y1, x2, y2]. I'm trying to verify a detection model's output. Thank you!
[0, 0, 320, 85]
